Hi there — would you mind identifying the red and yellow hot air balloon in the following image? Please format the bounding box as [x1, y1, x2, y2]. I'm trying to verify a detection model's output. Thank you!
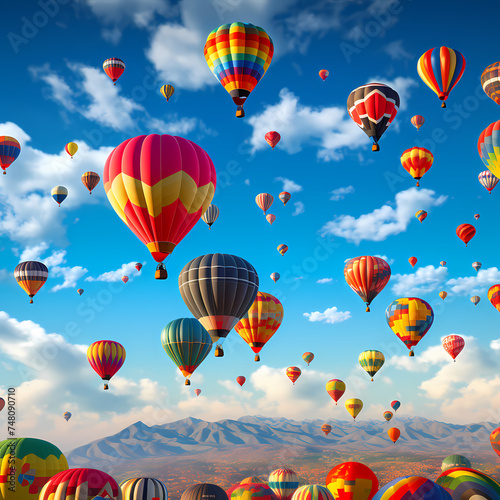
[87, 340, 126, 390]
[411, 115, 425, 131]
[383, 411, 393, 421]
[456, 223, 476, 246]
[415, 210, 427, 223]
[160, 84, 175, 102]
[279, 192, 291, 205]
[0, 136, 21, 174]
[121, 276, 128, 283]
[195, 388, 201, 396]
[302, 352, 314, 365]
[345, 398, 363, 420]
[265, 132, 281, 150]
[319, 70, 329, 81]
[409, 257, 417, 268]
[481, 62, 500, 105]
[326, 379, 345, 405]
[442, 334, 464, 362]
[490, 427, 500, 457]
[266, 214, 276, 225]
[204, 22, 274, 118]
[478, 120, 500, 180]
[81, 171, 100, 194]
[65, 142, 78, 158]
[400, 147, 433, 186]
[103, 58, 125, 85]
[135, 263, 142, 271]
[256, 193, 273, 214]
[321, 424, 332, 436]
[286, 366, 301, 385]
[344, 256, 391, 312]
[235, 292, 283, 362]
[488, 285, 500, 313]
[326, 462, 378, 500]
[236, 376, 246, 387]
[14, 261, 49, 304]
[417, 47, 466, 108]
[103, 135, 216, 277]
[439, 291, 447, 300]
[387, 427, 401, 443]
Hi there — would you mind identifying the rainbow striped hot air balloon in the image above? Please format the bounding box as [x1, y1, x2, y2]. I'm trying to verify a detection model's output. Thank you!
[0, 136, 21, 174]
[374, 476, 450, 500]
[286, 366, 301, 385]
[268, 468, 299, 500]
[415, 210, 427, 223]
[292, 485, 334, 500]
[302, 352, 314, 365]
[417, 47, 466, 108]
[14, 261, 49, 303]
[326, 379, 345, 405]
[87, 340, 126, 390]
[277, 244, 288, 256]
[411, 115, 425, 130]
[256, 193, 274, 214]
[204, 22, 274, 118]
[478, 120, 500, 180]
[436, 468, 500, 499]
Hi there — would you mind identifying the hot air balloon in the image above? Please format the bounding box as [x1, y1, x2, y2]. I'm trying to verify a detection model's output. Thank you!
[14, 261, 48, 303]
[391, 400, 401, 412]
[442, 334, 464, 362]
[201, 204, 219, 230]
[256, 193, 274, 214]
[160, 318, 212, 386]
[265, 131, 281, 150]
[344, 256, 391, 312]
[0, 399, 4, 412]
[194, 389, 201, 397]
[439, 291, 447, 300]
[266, 214, 276, 225]
[204, 22, 274, 118]
[384, 411, 393, 421]
[326, 379, 345, 405]
[135, 263, 142, 271]
[409, 257, 417, 268]
[474, 213, 480, 220]
[279, 192, 291, 205]
[286, 366, 301, 385]
[121, 276, 128, 283]
[292, 486, 333, 500]
[103, 57, 125, 85]
[440, 261, 447, 267]
[326, 462, 378, 500]
[302, 352, 314, 365]
[347, 83, 399, 151]
[235, 292, 283, 362]
[478, 171, 499, 194]
[65, 142, 78, 159]
[417, 47, 466, 108]
[386, 298, 434, 356]
[345, 398, 363, 420]
[63, 412, 71, 422]
[157, 263, 168, 279]
[375, 476, 451, 500]
[481, 62, 500, 105]
[456, 224, 476, 246]
[230, 483, 277, 500]
[387, 427, 401, 444]
[488, 285, 500, 313]
[411, 115, 425, 131]
[358, 350, 385, 381]
[277, 244, 288, 256]
[268, 468, 299, 500]
[236, 376, 246, 387]
[81, 171, 100, 194]
[400, 147, 433, 187]
[491, 427, 500, 457]
[87, 340, 126, 390]
[441, 455, 471, 472]
[319, 70, 329, 81]
[160, 84, 175, 102]
[321, 424, 332, 436]
[0, 438, 69, 500]
[472, 262, 482, 272]
[51, 186, 68, 206]
[478, 120, 500, 179]
[104, 135, 216, 277]
[179, 254, 259, 357]
[40, 468, 121, 500]
[77, 289, 84, 297]
[471, 295, 480, 306]
[436, 468, 500, 500]
[271, 272, 280, 283]
[0, 136, 21, 174]
[120, 477, 168, 500]
[415, 210, 427, 223]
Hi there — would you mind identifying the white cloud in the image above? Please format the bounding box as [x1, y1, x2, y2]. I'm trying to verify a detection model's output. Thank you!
[292, 201, 305, 216]
[148, 116, 198, 135]
[366, 76, 418, 111]
[244, 179, 250, 186]
[374, 254, 395, 265]
[303, 306, 351, 324]
[384, 40, 413, 61]
[390, 343, 450, 373]
[51, 266, 88, 292]
[330, 185, 354, 201]
[446, 267, 500, 295]
[275, 177, 303, 194]
[317, 278, 333, 284]
[391, 265, 448, 296]
[321, 188, 447, 244]
[491, 339, 500, 350]
[85, 262, 143, 282]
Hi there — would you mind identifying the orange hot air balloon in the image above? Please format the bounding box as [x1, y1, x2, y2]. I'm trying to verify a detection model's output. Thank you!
[279, 192, 291, 205]
[326, 379, 345, 405]
[103, 135, 216, 276]
[195, 389, 201, 396]
[321, 424, 332, 436]
[439, 291, 447, 300]
[409, 257, 417, 268]
[286, 366, 301, 385]
[490, 427, 500, 457]
[319, 70, 329, 81]
[81, 171, 100, 194]
[387, 427, 401, 443]
[87, 340, 126, 390]
[411, 115, 425, 130]
[266, 214, 276, 225]
[442, 334, 465, 362]
[265, 131, 281, 149]
[456, 224, 476, 246]
[302, 352, 314, 365]
[488, 285, 500, 313]
[236, 376, 246, 387]
[344, 256, 391, 312]
[256, 193, 274, 214]
[400, 147, 433, 186]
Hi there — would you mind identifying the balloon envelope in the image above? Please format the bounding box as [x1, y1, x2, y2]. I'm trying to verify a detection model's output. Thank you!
[0, 136, 21, 174]
[436, 468, 500, 500]
[441, 454, 472, 472]
[411, 115, 425, 130]
[14, 261, 49, 303]
[478, 120, 500, 180]
[373, 476, 451, 500]
[268, 468, 299, 500]
[456, 224, 476, 246]
[256, 193, 274, 214]
[400, 147, 433, 186]
[286, 366, 301, 384]
[87, 340, 126, 390]
[302, 352, 314, 365]
[265, 131, 281, 149]
[387, 427, 401, 443]
[345, 398, 363, 420]
[81, 171, 100, 194]
[391, 400, 401, 411]
[103, 57, 125, 83]
[326, 461, 378, 500]
[120, 477, 168, 500]
[481, 62, 500, 105]
[326, 379, 345, 405]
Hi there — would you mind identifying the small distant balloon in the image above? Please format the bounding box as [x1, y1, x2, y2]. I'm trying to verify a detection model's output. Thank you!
[322, 424, 332, 436]
[202, 204, 220, 229]
[63, 412, 71, 422]
[286, 366, 301, 385]
[411, 115, 425, 130]
[319, 69, 329, 80]
[271, 273, 280, 283]
[266, 214, 276, 225]
[440, 261, 446, 267]
[456, 224, 476, 246]
[345, 398, 363, 420]
[277, 244, 288, 256]
[302, 352, 314, 365]
[135, 263, 143, 271]
[279, 192, 291, 205]
[478, 170, 499, 194]
[195, 389, 201, 397]
[103, 57, 125, 84]
[256, 193, 274, 214]
[160, 84, 175, 101]
[442, 334, 465, 362]
[401, 147, 433, 187]
[409, 257, 417, 268]
[383, 411, 393, 421]
[387, 427, 401, 443]
[122, 276, 129, 283]
[415, 210, 427, 223]
[474, 214, 480, 220]
[472, 261, 482, 272]
[265, 131, 281, 150]
[391, 400, 401, 411]
[77, 288, 84, 296]
[439, 291, 447, 300]
[471, 295, 480, 306]
[51, 186, 68, 207]
[81, 171, 100, 194]
[326, 379, 345, 405]
[236, 376, 246, 387]
[65, 142, 78, 158]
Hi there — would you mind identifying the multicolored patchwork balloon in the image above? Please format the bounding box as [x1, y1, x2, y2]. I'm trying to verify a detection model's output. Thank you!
[374, 476, 451, 500]
[87, 340, 126, 390]
[326, 461, 378, 500]
[478, 120, 500, 179]
[269, 469, 299, 500]
[436, 467, 500, 499]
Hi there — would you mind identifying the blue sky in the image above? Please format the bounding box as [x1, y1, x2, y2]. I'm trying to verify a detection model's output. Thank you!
[1, 0, 500, 452]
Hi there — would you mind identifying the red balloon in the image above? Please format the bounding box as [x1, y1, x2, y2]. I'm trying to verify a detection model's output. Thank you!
[265, 131, 281, 149]
[409, 257, 417, 268]
[442, 334, 465, 361]
[326, 462, 378, 500]
[490, 427, 500, 457]
[236, 376, 246, 387]
[122, 276, 129, 283]
[319, 69, 329, 81]
[135, 263, 143, 271]
[456, 224, 476, 246]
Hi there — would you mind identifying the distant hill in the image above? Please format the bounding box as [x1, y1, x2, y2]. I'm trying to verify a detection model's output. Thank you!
[66, 414, 497, 467]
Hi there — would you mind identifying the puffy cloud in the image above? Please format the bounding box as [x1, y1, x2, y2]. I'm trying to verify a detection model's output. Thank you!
[85, 262, 144, 282]
[51, 266, 88, 292]
[384, 40, 413, 60]
[320, 188, 447, 244]
[491, 339, 500, 350]
[446, 267, 500, 295]
[303, 307, 351, 324]
[317, 278, 333, 284]
[330, 185, 354, 201]
[391, 265, 448, 296]
[244, 179, 250, 186]
[292, 201, 305, 216]
[275, 177, 303, 194]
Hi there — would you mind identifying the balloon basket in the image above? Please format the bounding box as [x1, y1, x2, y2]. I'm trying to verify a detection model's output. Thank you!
[104, 383, 109, 390]
[409, 350, 414, 357]
[372, 143, 380, 152]
[215, 345, 224, 357]
[254, 354, 260, 362]
[185, 379, 190, 386]
[441, 102, 446, 108]
[236, 106, 245, 118]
